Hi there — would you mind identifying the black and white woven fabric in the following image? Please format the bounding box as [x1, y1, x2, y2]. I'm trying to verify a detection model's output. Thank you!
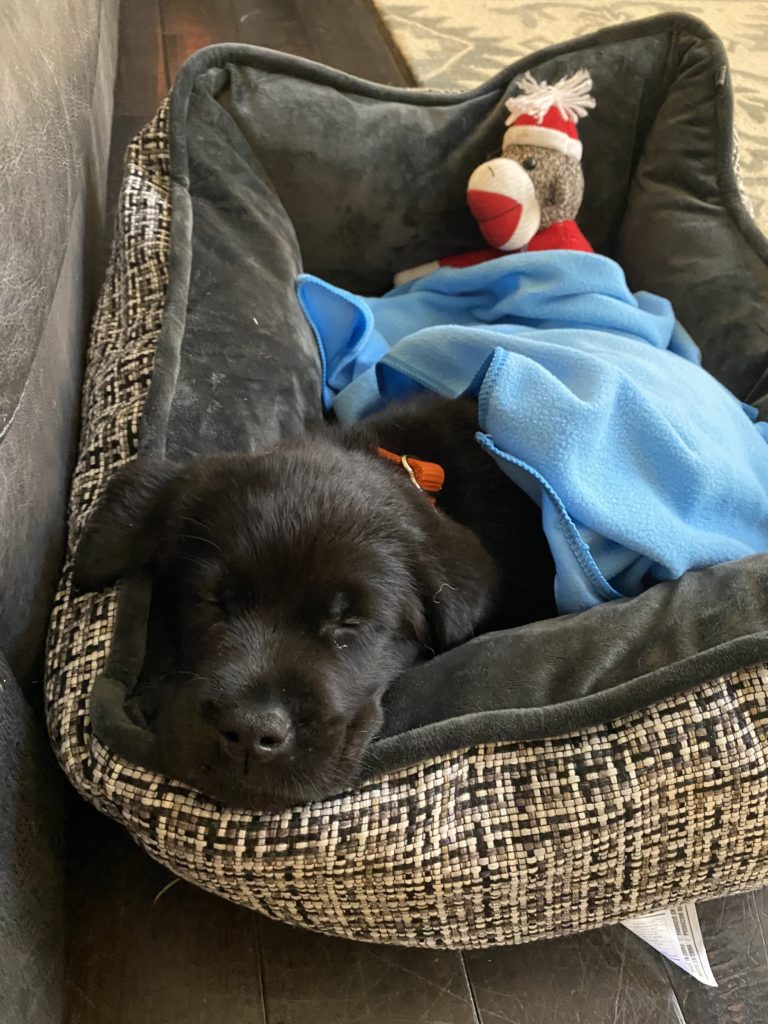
[45, 19, 768, 949]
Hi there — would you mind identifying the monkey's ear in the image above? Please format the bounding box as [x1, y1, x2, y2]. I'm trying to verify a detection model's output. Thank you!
[72, 460, 182, 591]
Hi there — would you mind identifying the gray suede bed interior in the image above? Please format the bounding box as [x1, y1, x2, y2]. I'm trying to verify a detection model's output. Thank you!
[93, 14, 768, 775]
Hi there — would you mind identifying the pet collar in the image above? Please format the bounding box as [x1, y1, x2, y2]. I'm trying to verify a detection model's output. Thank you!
[376, 447, 445, 504]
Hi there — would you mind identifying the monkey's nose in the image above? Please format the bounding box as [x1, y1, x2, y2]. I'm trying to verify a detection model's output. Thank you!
[467, 158, 541, 250]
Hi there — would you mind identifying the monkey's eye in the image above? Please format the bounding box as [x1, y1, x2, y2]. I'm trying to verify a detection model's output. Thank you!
[522, 156, 537, 171]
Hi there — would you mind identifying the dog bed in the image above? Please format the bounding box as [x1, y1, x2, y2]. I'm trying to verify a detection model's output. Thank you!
[46, 13, 768, 948]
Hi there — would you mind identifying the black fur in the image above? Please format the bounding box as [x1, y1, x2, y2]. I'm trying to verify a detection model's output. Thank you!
[74, 396, 554, 809]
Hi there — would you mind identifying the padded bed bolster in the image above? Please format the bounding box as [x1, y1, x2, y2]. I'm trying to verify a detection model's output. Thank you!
[45, 14, 768, 950]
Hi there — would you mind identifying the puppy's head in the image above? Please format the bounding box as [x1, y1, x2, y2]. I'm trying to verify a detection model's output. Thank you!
[74, 442, 499, 809]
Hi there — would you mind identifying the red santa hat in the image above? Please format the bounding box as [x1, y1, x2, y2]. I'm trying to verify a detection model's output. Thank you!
[503, 69, 595, 162]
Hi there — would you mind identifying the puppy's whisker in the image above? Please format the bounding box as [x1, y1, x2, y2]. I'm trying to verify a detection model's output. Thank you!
[320, 765, 353, 788]
[176, 553, 218, 571]
[355, 750, 375, 775]
[184, 534, 225, 554]
[178, 516, 225, 555]
[179, 514, 215, 532]
[174, 670, 210, 687]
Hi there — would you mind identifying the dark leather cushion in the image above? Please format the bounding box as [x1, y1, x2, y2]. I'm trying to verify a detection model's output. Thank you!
[0, 652, 65, 1024]
[0, 0, 119, 685]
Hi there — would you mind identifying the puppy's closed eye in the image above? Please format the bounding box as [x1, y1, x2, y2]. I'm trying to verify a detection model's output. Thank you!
[328, 618, 367, 649]
[190, 591, 227, 624]
[319, 593, 369, 647]
[335, 616, 365, 629]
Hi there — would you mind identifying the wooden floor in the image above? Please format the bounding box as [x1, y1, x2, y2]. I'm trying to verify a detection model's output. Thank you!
[69, 2, 768, 1021]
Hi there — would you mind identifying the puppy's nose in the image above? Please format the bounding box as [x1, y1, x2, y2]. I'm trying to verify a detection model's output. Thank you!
[214, 705, 294, 760]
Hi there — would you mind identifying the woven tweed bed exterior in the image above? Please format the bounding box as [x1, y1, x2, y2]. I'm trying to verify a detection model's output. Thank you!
[45, 106, 768, 949]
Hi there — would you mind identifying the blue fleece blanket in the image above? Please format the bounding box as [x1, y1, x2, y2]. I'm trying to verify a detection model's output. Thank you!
[296, 251, 768, 614]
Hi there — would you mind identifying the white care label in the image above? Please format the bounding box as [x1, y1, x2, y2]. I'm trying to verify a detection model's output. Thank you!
[622, 902, 718, 986]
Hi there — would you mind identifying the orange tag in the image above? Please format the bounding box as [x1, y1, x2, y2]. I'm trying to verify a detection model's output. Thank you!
[376, 447, 445, 504]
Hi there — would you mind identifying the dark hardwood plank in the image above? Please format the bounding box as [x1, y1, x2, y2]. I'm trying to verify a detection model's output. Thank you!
[663, 892, 768, 1024]
[257, 915, 479, 1024]
[233, 0, 414, 84]
[64, 801, 267, 1024]
[114, 0, 168, 116]
[463, 925, 686, 1024]
[161, 0, 240, 79]
[231, 0, 315, 60]
[294, 0, 416, 83]
[160, 0, 238, 39]
[163, 0, 412, 101]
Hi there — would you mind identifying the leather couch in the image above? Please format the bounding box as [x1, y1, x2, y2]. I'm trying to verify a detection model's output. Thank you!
[0, 1, 120, 1020]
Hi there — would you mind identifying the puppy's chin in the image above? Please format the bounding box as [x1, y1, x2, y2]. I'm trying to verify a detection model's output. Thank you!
[182, 772, 353, 813]
[147, 688, 383, 811]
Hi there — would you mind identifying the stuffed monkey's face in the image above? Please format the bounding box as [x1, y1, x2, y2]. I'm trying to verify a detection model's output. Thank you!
[503, 144, 584, 229]
[467, 144, 584, 249]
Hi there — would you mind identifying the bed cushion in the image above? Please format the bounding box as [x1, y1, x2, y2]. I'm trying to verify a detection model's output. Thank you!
[46, 14, 768, 948]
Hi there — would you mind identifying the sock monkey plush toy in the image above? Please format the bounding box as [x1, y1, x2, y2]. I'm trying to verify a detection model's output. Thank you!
[395, 69, 595, 286]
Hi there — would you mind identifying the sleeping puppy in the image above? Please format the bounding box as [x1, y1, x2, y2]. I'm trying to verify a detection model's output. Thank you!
[74, 396, 555, 810]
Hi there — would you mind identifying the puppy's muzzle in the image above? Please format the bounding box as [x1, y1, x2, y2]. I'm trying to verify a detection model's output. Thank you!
[207, 701, 295, 764]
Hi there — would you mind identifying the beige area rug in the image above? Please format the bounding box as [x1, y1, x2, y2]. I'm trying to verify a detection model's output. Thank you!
[373, 1, 768, 233]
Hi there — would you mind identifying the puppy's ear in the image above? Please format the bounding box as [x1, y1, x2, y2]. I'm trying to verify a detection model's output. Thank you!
[72, 459, 181, 591]
[413, 514, 500, 652]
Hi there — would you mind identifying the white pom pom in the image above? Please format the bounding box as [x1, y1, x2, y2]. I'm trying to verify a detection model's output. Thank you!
[504, 69, 596, 126]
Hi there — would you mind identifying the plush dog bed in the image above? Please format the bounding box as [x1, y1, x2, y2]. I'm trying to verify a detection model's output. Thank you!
[46, 14, 768, 948]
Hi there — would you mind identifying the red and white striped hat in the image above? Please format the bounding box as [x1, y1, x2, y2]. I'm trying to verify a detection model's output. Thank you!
[503, 69, 595, 162]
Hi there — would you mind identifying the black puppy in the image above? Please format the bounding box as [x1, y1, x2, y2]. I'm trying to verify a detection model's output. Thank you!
[74, 396, 555, 809]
